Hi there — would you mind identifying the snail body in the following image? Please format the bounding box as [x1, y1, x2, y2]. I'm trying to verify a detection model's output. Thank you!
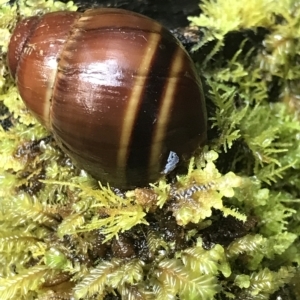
[8, 8, 207, 189]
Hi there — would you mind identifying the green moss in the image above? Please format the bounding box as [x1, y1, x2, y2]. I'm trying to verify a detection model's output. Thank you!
[0, 0, 300, 299]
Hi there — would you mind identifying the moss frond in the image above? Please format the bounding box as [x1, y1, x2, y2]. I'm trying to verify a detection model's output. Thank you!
[73, 259, 118, 299]
[227, 234, 265, 259]
[265, 232, 298, 258]
[3, 193, 60, 227]
[57, 214, 85, 238]
[0, 266, 58, 300]
[170, 150, 245, 225]
[180, 242, 231, 277]
[118, 284, 150, 300]
[147, 230, 170, 255]
[80, 206, 148, 242]
[16, 0, 77, 18]
[247, 267, 295, 297]
[153, 259, 220, 300]
[188, 0, 290, 52]
[39, 180, 149, 241]
[150, 180, 170, 208]
[73, 258, 144, 299]
[44, 248, 73, 270]
[0, 231, 42, 278]
[0, 231, 41, 253]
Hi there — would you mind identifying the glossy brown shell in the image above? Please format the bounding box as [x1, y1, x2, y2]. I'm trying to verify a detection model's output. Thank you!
[7, 8, 207, 188]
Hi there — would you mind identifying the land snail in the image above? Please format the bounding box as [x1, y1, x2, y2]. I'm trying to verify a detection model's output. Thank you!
[7, 8, 207, 189]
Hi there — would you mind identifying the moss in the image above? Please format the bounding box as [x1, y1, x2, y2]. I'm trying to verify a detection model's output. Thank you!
[0, 0, 300, 299]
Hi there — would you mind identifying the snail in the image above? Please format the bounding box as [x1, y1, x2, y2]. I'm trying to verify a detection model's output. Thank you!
[7, 8, 207, 189]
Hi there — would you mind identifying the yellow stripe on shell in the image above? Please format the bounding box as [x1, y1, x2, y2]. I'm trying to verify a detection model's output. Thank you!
[149, 46, 184, 173]
[117, 28, 162, 172]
